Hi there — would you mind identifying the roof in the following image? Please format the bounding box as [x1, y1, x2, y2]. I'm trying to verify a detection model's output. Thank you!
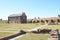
[40, 17, 60, 20]
[8, 14, 22, 17]
[8, 12, 26, 17]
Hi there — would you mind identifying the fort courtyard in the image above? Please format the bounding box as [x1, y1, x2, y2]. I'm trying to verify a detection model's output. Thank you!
[0, 12, 60, 40]
[0, 0, 59, 40]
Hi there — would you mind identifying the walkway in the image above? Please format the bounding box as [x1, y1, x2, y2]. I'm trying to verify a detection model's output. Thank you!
[9, 24, 48, 40]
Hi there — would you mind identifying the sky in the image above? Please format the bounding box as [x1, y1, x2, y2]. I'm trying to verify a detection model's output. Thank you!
[0, 0, 60, 20]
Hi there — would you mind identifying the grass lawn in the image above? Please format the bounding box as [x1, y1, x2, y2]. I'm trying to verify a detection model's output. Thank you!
[16, 33, 49, 40]
[16, 24, 60, 40]
[0, 32, 13, 38]
[0, 23, 41, 38]
[0, 23, 41, 31]
[0, 23, 60, 40]
[42, 25, 60, 31]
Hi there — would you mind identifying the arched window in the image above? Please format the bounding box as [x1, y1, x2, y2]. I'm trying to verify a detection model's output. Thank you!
[45, 20, 48, 23]
[41, 20, 45, 23]
[33, 21, 36, 23]
[37, 20, 40, 23]
[51, 20, 54, 23]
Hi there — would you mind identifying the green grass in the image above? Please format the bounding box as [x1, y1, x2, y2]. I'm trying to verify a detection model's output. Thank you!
[16, 33, 49, 40]
[0, 23, 60, 40]
[0, 23, 41, 38]
[16, 24, 60, 40]
[0, 23, 41, 31]
[42, 25, 60, 31]
[0, 32, 13, 38]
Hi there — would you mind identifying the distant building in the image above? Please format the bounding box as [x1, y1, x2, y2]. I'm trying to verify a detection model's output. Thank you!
[8, 12, 27, 23]
[28, 17, 60, 24]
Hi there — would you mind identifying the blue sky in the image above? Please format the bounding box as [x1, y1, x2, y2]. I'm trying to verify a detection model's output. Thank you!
[0, 0, 60, 20]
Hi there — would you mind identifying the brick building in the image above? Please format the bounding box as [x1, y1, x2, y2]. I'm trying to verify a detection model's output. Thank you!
[8, 12, 27, 23]
[28, 17, 60, 24]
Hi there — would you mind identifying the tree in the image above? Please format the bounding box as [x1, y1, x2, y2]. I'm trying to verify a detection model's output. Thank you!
[34, 17, 36, 19]
[58, 14, 60, 17]
[38, 17, 40, 19]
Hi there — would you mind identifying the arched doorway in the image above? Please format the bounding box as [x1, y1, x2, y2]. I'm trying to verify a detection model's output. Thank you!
[41, 20, 45, 23]
[57, 19, 60, 22]
[33, 21, 36, 23]
[51, 20, 54, 23]
[49, 20, 55, 25]
[37, 20, 40, 23]
[45, 20, 48, 23]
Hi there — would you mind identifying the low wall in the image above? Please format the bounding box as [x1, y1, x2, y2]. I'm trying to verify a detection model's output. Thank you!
[26, 29, 52, 34]
[0, 30, 26, 40]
